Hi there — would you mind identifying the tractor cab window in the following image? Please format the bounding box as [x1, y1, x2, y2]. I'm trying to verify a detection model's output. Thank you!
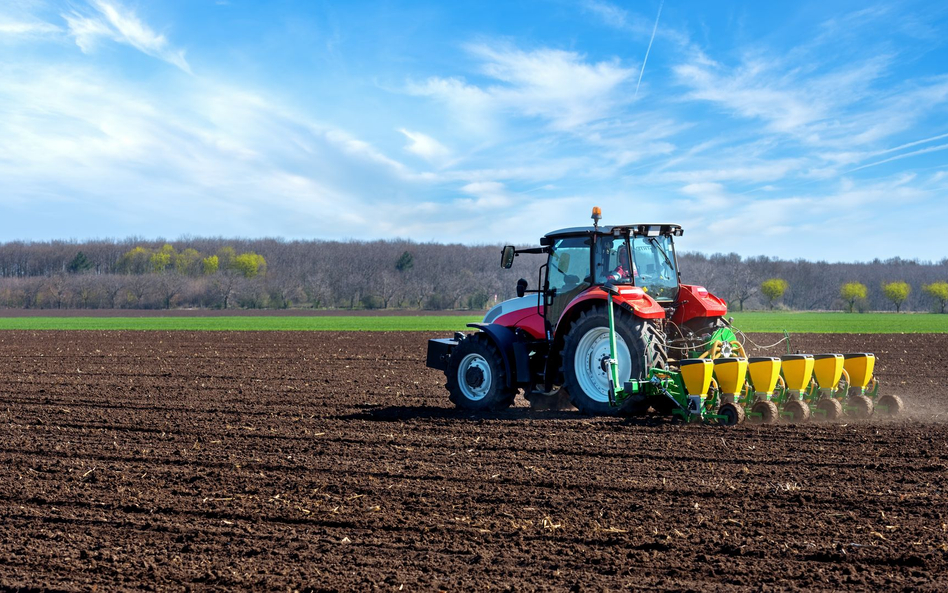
[547, 237, 591, 327]
[631, 235, 679, 301]
[594, 237, 633, 284]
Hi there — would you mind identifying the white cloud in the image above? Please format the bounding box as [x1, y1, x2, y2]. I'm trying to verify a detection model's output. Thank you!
[63, 0, 191, 73]
[671, 175, 946, 261]
[409, 43, 635, 132]
[62, 11, 111, 52]
[673, 57, 829, 135]
[398, 128, 451, 164]
[472, 43, 635, 129]
[0, 61, 436, 238]
[457, 180, 513, 210]
[582, 0, 631, 30]
[0, 19, 61, 35]
[405, 76, 495, 134]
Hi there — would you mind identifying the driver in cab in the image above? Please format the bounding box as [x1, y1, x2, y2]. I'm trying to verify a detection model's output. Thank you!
[606, 244, 637, 282]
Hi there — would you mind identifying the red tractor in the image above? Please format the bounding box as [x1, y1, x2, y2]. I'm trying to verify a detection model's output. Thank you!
[426, 207, 735, 415]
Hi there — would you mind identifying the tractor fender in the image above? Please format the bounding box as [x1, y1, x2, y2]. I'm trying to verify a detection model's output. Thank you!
[557, 286, 664, 330]
[466, 323, 532, 387]
[541, 287, 665, 390]
[671, 284, 728, 325]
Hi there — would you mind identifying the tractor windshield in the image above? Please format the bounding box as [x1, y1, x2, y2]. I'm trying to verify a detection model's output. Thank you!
[594, 234, 679, 301]
[631, 235, 678, 301]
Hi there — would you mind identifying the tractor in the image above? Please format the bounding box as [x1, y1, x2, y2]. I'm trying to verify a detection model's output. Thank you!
[426, 207, 743, 421]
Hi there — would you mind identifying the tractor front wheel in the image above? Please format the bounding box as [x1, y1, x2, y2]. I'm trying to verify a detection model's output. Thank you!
[562, 306, 664, 416]
[446, 333, 516, 411]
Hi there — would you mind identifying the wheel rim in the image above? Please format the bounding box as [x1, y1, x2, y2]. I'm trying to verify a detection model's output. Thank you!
[457, 353, 492, 401]
[574, 327, 631, 403]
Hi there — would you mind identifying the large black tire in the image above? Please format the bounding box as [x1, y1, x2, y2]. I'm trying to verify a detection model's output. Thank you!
[445, 333, 517, 411]
[561, 306, 666, 416]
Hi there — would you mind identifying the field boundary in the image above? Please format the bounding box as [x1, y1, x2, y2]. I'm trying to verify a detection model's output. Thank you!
[0, 311, 946, 332]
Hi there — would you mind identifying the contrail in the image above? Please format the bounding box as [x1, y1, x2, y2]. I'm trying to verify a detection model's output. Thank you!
[870, 131, 948, 157]
[634, 0, 664, 100]
[846, 142, 948, 173]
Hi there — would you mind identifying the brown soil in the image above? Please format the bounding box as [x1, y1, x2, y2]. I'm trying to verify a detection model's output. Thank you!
[0, 330, 946, 591]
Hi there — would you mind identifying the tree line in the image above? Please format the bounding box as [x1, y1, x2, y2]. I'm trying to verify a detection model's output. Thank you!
[0, 238, 946, 312]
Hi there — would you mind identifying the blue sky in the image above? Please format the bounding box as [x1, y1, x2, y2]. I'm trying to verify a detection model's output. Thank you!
[1, 0, 947, 262]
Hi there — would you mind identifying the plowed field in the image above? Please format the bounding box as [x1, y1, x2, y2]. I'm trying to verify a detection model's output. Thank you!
[0, 331, 946, 591]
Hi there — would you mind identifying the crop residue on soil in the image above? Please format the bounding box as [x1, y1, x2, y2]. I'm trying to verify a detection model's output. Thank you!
[0, 330, 946, 590]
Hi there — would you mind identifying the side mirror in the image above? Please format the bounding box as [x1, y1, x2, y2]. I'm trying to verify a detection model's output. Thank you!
[516, 278, 528, 298]
[501, 245, 516, 269]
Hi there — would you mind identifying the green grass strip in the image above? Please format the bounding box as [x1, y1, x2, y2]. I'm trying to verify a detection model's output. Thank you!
[728, 312, 948, 333]
[0, 312, 945, 333]
[0, 316, 483, 332]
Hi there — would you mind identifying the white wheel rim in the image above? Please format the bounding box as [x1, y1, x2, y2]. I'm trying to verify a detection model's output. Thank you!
[574, 327, 631, 403]
[457, 353, 491, 401]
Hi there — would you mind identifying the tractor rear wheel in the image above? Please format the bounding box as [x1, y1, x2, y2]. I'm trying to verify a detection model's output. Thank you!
[750, 400, 779, 424]
[875, 394, 904, 417]
[847, 394, 873, 419]
[783, 400, 811, 422]
[816, 398, 843, 421]
[446, 333, 516, 411]
[561, 306, 665, 416]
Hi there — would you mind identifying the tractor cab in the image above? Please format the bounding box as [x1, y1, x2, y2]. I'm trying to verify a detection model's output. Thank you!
[502, 215, 683, 333]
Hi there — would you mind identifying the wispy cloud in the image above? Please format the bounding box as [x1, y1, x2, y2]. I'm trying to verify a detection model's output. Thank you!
[398, 128, 451, 164]
[0, 18, 61, 35]
[0, 61, 434, 237]
[63, 0, 191, 73]
[673, 54, 838, 135]
[582, 0, 632, 30]
[458, 181, 512, 210]
[409, 43, 636, 132]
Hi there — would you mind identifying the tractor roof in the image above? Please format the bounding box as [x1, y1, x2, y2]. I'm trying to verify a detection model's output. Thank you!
[543, 224, 683, 241]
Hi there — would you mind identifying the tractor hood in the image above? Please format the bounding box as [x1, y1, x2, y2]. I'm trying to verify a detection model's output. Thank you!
[483, 295, 547, 339]
[671, 284, 728, 325]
